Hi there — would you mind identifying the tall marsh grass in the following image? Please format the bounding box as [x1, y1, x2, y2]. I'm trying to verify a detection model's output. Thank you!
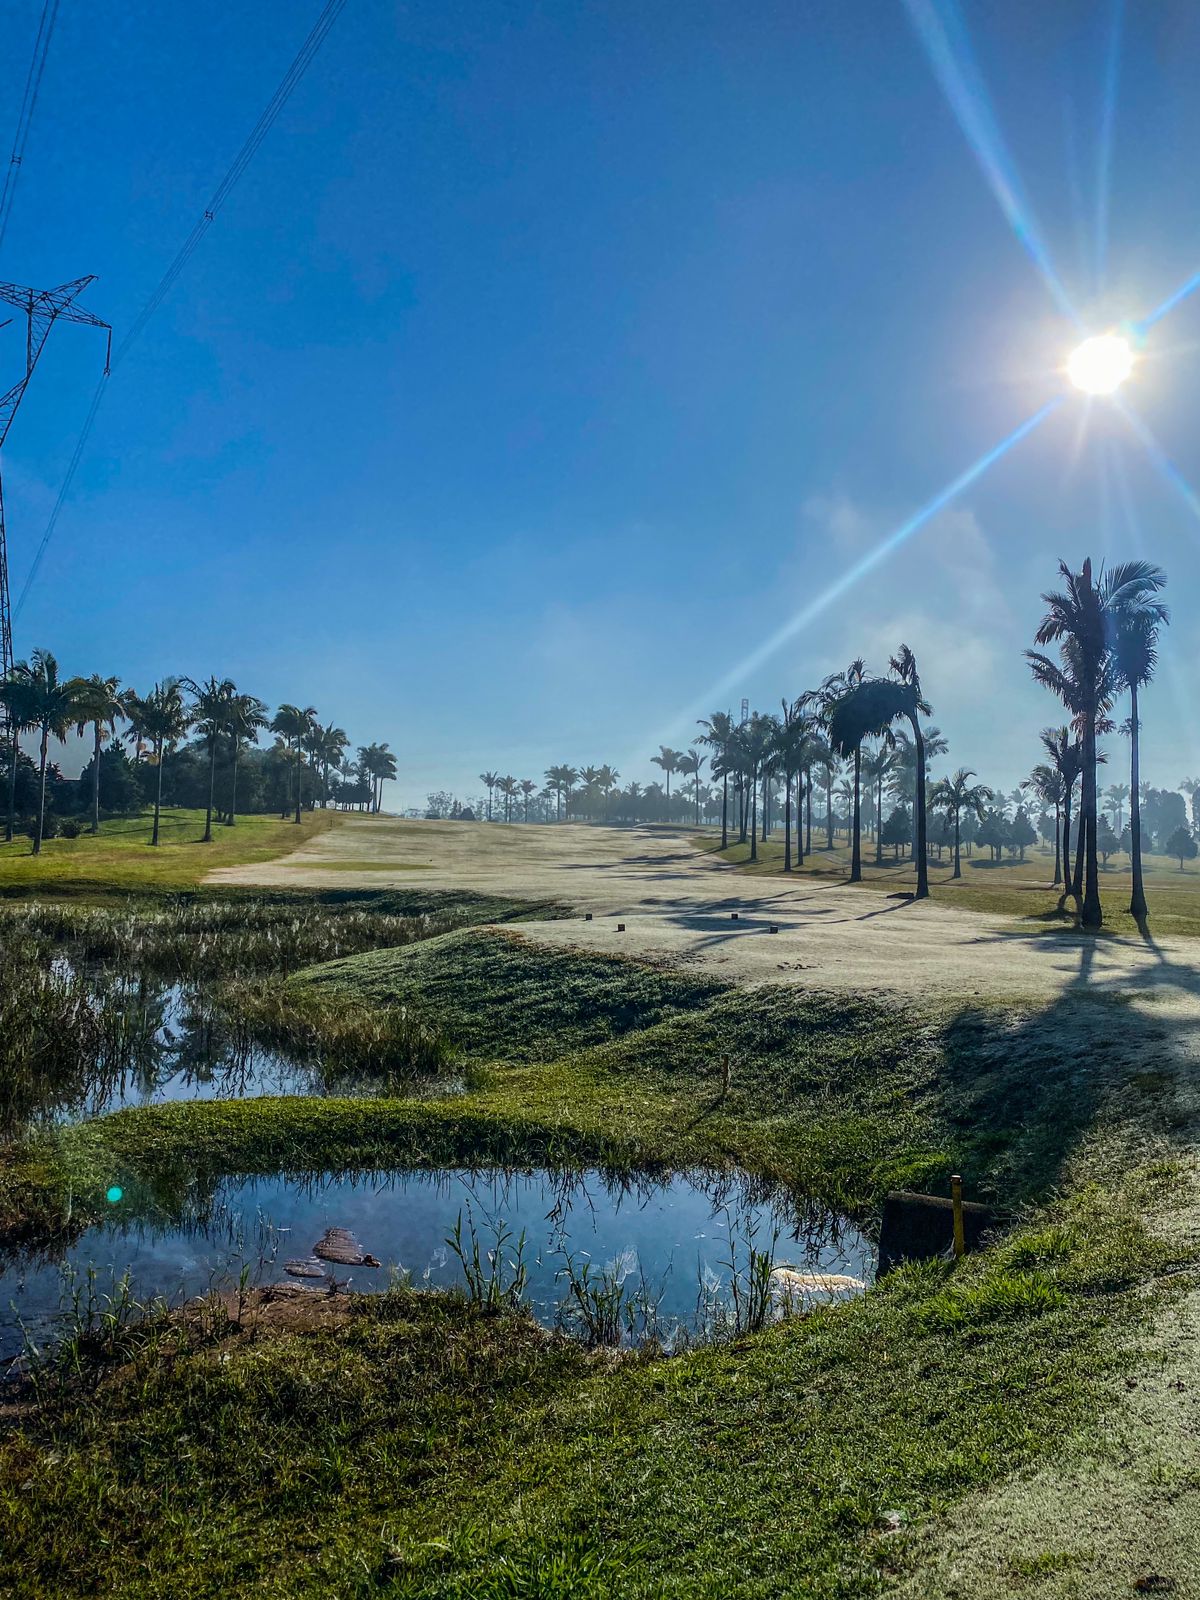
[0, 899, 470, 979]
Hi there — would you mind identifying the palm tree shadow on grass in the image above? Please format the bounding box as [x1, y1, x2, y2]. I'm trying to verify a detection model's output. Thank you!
[942, 923, 1200, 1200]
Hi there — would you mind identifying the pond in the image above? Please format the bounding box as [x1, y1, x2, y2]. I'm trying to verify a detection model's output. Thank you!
[0, 1167, 873, 1362]
[28, 974, 409, 1126]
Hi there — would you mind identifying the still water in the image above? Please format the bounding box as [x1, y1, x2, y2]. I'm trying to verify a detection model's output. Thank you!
[0, 1167, 872, 1361]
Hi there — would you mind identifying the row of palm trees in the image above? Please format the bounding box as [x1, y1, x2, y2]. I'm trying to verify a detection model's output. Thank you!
[0, 651, 397, 853]
[1024, 558, 1168, 927]
[691, 645, 938, 894]
[476, 773, 542, 823]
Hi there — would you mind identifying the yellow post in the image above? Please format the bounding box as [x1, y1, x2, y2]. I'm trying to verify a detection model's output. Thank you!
[951, 1174, 966, 1258]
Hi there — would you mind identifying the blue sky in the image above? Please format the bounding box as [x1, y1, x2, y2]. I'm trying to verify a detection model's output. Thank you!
[6, 0, 1200, 808]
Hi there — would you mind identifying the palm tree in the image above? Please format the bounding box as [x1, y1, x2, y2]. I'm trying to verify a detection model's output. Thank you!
[1028, 558, 1166, 929]
[650, 746, 681, 813]
[271, 704, 318, 823]
[930, 769, 992, 879]
[815, 661, 868, 877]
[1104, 782, 1129, 833]
[225, 693, 268, 824]
[1027, 561, 1110, 927]
[888, 646, 934, 892]
[697, 711, 735, 849]
[676, 748, 706, 826]
[597, 765, 620, 802]
[20, 650, 86, 855]
[185, 676, 236, 842]
[1, 661, 36, 843]
[544, 765, 577, 822]
[1039, 726, 1081, 893]
[863, 739, 898, 865]
[308, 723, 349, 807]
[1107, 565, 1168, 921]
[737, 714, 774, 863]
[774, 699, 816, 872]
[69, 673, 125, 836]
[358, 743, 397, 813]
[496, 775, 517, 822]
[519, 778, 537, 821]
[479, 772, 499, 822]
[123, 680, 190, 846]
[1024, 762, 1065, 884]
[827, 654, 933, 898]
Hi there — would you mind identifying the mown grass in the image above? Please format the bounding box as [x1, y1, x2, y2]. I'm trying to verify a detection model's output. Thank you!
[294, 925, 727, 1060]
[700, 831, 1200, 938]
[0, 809, 332, 897]
[2, 924, 1197, 1595]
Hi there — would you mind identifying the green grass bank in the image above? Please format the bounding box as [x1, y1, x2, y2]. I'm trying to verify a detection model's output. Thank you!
[1, 918, 1197, 1596]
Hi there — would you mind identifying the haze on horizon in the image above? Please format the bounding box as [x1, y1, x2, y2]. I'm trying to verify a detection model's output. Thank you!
[6, 1, 1200, 810]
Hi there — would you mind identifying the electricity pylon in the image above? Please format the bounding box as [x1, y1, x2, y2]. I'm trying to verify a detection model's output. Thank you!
[0, 276, 110, 680]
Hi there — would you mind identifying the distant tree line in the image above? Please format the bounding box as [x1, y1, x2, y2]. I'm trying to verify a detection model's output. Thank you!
[476, 557, 1188, 930]
[0, 652, 397, 852]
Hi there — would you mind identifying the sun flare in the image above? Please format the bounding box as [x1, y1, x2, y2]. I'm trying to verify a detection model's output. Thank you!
[1066, 332, 1134, 395]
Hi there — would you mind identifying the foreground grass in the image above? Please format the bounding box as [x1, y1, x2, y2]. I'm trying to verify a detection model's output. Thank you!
[0, 1166, 1183, 1599]
[2, 924, 1198, 1595]
[700, 830, 1200, 938]
[0, 809, 333, 897]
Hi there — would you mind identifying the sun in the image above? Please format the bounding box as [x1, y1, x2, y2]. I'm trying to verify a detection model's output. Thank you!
[1066, 332, 1134, 395]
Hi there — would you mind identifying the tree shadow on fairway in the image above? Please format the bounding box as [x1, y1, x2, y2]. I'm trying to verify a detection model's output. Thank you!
[940, 927, 1200, 1201]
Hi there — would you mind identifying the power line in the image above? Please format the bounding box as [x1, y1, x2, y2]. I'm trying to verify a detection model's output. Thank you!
[13, 0, 348, 620]
[0, 0, 61, 252]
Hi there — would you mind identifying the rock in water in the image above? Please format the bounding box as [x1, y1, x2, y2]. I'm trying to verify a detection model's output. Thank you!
[312, 1227, 381, 1268]
[284, 1258, 327, 1280]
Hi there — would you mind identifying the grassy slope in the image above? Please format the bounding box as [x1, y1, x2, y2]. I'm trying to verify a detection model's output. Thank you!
[699, 830, 1200, 938]
[4, 934, 1196, 1593]
[0, 809, 332, 897]
[2, 929, 1197, 1596]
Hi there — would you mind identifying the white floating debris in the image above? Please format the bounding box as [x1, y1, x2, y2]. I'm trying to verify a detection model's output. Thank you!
[769, 1268, 865, 1298]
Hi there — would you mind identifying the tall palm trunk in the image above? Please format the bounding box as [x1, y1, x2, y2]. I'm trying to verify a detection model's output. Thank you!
[783, 771, 793, 871]
[1061, 783, 1073, 899]
[1128, 682, 1147, 920]
[5, 719, 19, 842]
[203, 737, 217, 842]
[825, 771, 833, 849]
[849, 747, 862, 882]
[952, 808, 962, 878]
[292, 737, 302, 824]
[32, 721, 50, 855]
[761, 775, 768, 841]
[1081, 718, 1101, 928]
[749, 763, 758, 863]
[875, 769, 885, 865]
[229, 743, 240, 825]
[152, 741, 165, 846]
[805, 771, 812, 855]
[1051, 801, 1061, 884]
[796, 769, 805, 866]
[91, 724, 103, 834]
[911, 718, 929, 899]
[720, 770, 728, 849]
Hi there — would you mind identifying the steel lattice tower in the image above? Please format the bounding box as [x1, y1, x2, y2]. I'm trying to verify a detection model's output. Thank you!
[0, 275, 110, 679]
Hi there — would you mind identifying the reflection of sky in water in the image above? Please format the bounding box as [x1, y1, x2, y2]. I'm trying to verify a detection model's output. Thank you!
[0, 1169, 873, 1361]
[44, 978, 341, 1122]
